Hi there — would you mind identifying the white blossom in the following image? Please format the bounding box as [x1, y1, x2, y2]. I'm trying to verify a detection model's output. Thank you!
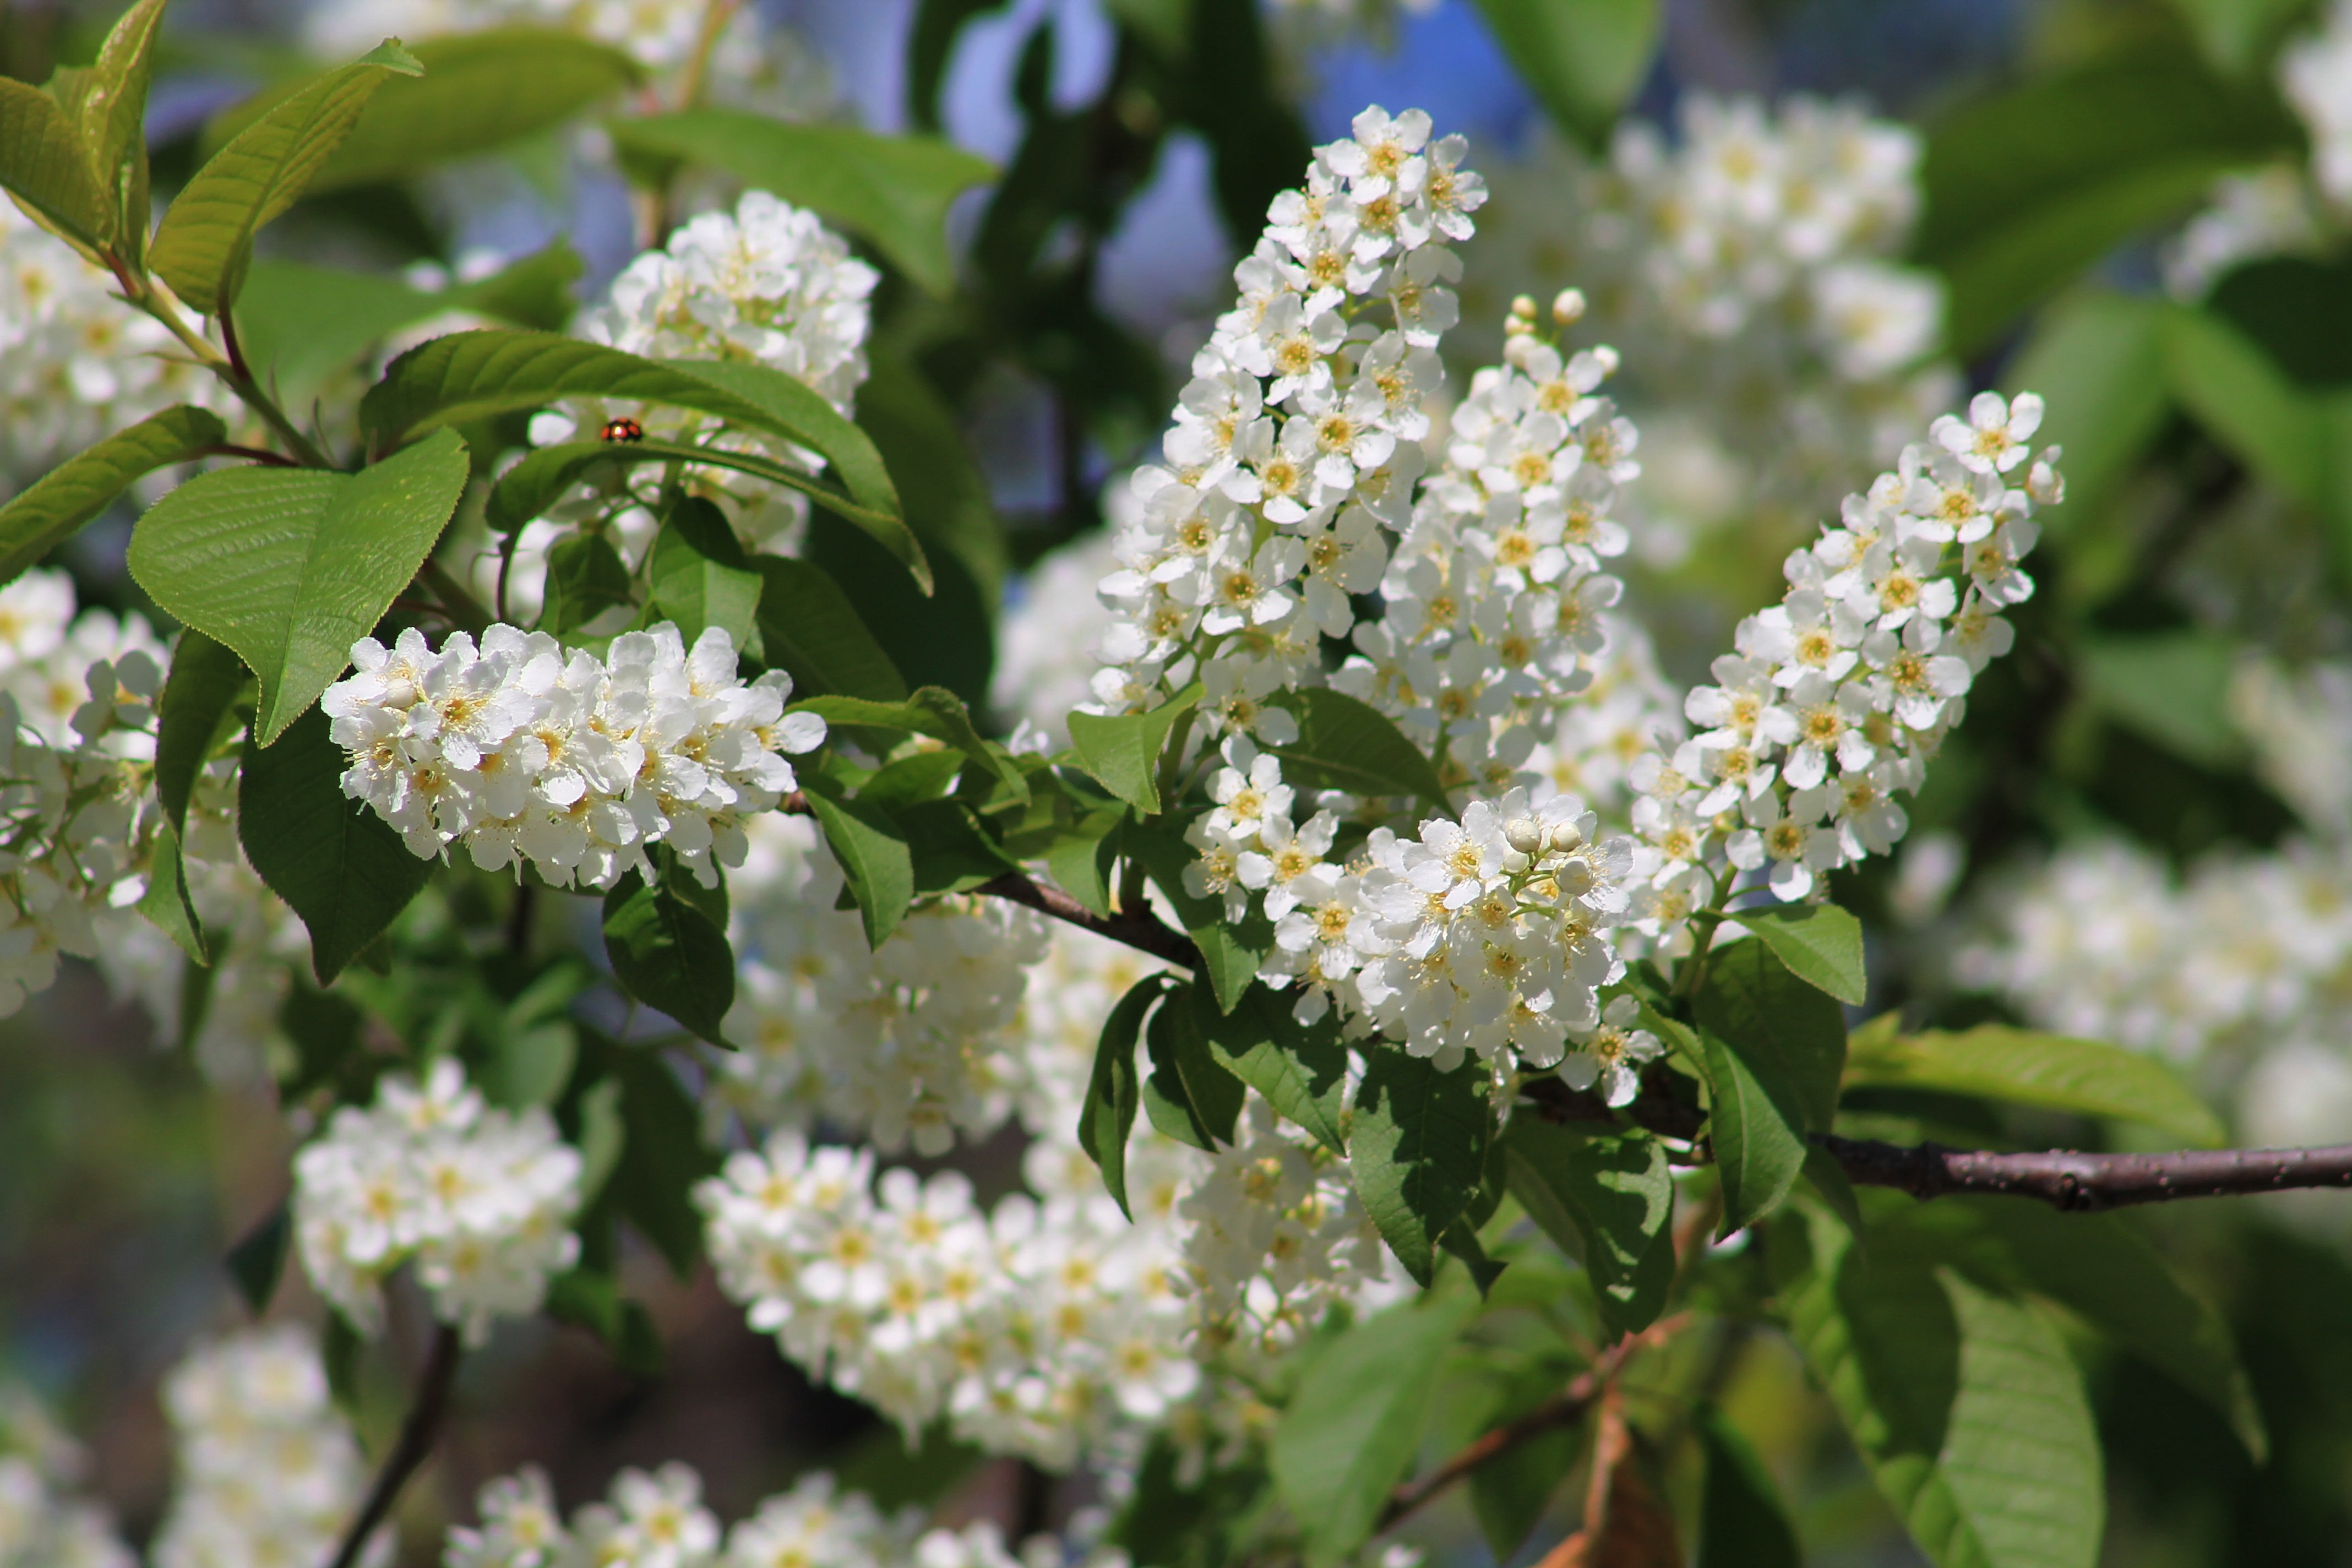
[292, 1059, 584, 1341]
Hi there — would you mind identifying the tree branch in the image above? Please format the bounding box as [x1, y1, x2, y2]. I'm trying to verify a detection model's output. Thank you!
[325, 1322, 461, 1568]
[771, 804, 2352, 1215]
[1374, 1315, 1688, 1537]
[1815, 1134, 2352, 1211]
[975, 871, 1200, 970]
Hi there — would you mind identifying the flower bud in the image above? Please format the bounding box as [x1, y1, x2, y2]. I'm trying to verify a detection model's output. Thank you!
[1504, 818, 1545, 856]
[1549, 822, 1586, 854]
[1510, 293, 1538, 322]
[1551, 288, 1586, 326]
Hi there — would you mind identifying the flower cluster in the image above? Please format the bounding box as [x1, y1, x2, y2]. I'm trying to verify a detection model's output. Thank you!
[507, 190, 879, 592]
[445, 1462, 1111, 1568]
[699, 1126, 1200, 1469]
[1330, 295, 1645, 800]
[292, 1059, 583, 1340]
[1090, 104, 1481, 733]
[1259, 788, 1637, 1076]
[710, 814, 1048, 1155]
[0, 1384, 130, 1568]
[1464, 96, 1954, 533]
[0, 573, 182, 1020]
[150, 1327, 384, 1568]
[323, 622, 823, 891]
[0, 208, 228, 498]
[1626, 393, 2062, 925]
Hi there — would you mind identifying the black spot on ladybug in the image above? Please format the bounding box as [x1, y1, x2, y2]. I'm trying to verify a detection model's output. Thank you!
[601, 417, 645, 444]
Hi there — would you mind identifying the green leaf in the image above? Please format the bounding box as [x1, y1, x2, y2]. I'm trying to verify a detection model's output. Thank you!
[672, 358, 925, 591]
[898, 797, 1019, 895]
[154, 629, 250, 836]
[2074, 629, 2247, 770]
[1350, 1049, 1490, 1287]
[1787, 1218, 2105, 1568]
[129, 426, 470, 745]
[225, 1202, 292, 1317]
[78, 0, 169, 270]
[608, 112, 998, 296]
[1893, 1196, 2264, 1460]
[649, 495, 761, 654]
[1271, 1293, 1479, 1567]
[1696, 1406, 1802, 1568]
[1466, 0, 1662, 142]
[1195, 982, 1351, 1153]
[602, 863, 736, 1049]
[2166, 0, 2313, 76]
[318, 29, 638, 191]
[1141, 987, 1245, 1149]
[151, 40, 424, 314]
[1693, 937, 1848, 1133]
[362, 332, 856, 476]
[238, 706, 433, 984]
[1038, 806, 1124, 919]
[1917, 42, 2297, 354]
[0, 406, 227, 588]
[138, 824, 210, 965]
[484, 435, 906, 545]
[1111, 1434, 1278, 1568]
[802, 776, 914, 947]
[794, 687, 1024, 801]
[609, 1052, 722, 1277]
[1082, 974, 1174, 1218]
[1268, 687, 1449, 807]
[203, 29, 641, 194]
[1736, 901, 1867, 1005]
[1502, 1119, 1674, 1339]
[1068, 682, 1204, 813]
[541, 532, 634, 634]
[859, 349, 1007, 605]
[1845, 1023, 2226, 1147]
[1659, 1006, 1809, 1238]
[236, 242, 585, 404]
[2001, 291, 2169, 521]
[753, 556, 907, 702]
[0, 77, 110, 249]
[2162, 302, 2326, 505]
[1464, 1362, 1578, 1561]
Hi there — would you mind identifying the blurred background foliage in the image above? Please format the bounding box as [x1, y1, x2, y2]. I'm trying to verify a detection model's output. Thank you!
[12, 0, 2352, 1562]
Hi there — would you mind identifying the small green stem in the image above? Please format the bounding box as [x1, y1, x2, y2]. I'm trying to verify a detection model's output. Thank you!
[126, 279, 335, 470]
[1671, 865, 1741, 1001]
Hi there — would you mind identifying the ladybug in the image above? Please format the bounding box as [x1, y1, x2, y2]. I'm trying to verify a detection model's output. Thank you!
[600, 416, 645, 444]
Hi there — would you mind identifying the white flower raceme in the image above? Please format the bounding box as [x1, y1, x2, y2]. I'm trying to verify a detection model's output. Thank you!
[1462, 97, 1956, 536]
[444, 1462, 1120, 1568]
[292, 1058, 584, 1341]
[703, 914, 1397, 1471]
[322, 621, 823, 891]
[0, 1384, 131, 1568]
[711, 813, 1048, 1156]
[1088, 104, 1482, 739]
[0, 573, 186, 1021]
[502, 190, 879, 596]
[1620, 393, 2064, 940]
[151, 1327, 385, 1568]
[0, 208, 230, 499]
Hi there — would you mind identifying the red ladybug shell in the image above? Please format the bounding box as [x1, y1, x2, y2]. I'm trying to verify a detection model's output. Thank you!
[601, 417, 645, 443]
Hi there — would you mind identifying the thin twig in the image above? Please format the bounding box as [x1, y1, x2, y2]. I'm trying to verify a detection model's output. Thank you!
[975, 871, 1200, 970]
[1375, 1315, 1689, 1536]
[325, 1322, 462, 1568]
